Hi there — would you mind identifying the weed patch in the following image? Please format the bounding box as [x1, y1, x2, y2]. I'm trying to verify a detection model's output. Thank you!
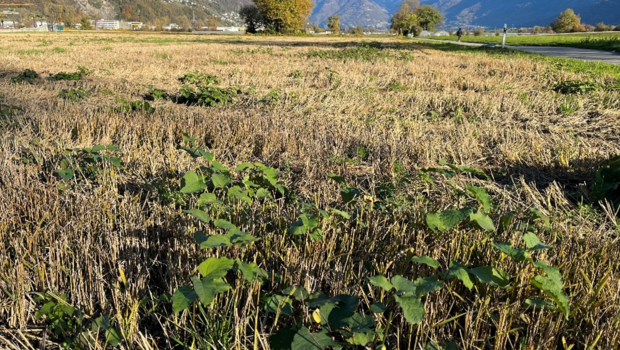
[10, 69, 40, 84]
[48, 66, 90, 81]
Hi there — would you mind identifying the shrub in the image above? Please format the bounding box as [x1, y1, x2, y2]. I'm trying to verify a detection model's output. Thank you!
[473, 28, 485, 36]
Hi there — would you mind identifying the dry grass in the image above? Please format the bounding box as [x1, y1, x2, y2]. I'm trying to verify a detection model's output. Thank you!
[0, 32, 619, 349]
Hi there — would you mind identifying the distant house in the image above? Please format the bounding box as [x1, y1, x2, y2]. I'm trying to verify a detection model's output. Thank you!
[215, 26, 244, 32]
[434, 31, 450, 36]
[163, 23, 181, 31]
[96, 20, 120, 30]
[120, 21, 143, 30]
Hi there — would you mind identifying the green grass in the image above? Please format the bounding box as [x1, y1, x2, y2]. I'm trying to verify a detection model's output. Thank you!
[418, 40, 620, 80]
[429, 32, 620, 51]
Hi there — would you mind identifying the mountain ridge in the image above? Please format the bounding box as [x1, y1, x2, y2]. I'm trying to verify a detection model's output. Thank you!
[310, 0, 620, 29]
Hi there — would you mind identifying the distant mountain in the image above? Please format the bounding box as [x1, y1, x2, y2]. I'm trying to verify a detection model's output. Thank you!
[6, 0, 252, 27]
[310, 0, 620, 29]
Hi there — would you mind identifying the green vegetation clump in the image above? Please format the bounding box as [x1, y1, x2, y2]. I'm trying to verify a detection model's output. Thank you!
[308, 44, 413, 62]
[48, 66, 90, 81]
[115, 100, 155, 114]
[58, 88, 90, 102]
[176, 72, 240, 106]
[10, 69, 40, 84]
[591, 155, 620, 209]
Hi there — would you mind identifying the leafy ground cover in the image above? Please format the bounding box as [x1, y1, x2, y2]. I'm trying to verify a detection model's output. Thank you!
[0, 33, 619, 350]
[428, 32, 620, 51]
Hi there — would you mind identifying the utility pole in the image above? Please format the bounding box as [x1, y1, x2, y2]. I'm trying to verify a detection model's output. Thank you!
[502, 23, 507, 48]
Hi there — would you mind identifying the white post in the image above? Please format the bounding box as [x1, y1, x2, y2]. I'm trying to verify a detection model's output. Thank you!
[502, 23, 507, 48]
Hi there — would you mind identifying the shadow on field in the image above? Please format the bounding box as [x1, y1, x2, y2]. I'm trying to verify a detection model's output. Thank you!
[496, 158, 601, 195]
[207, 38, 494, 53]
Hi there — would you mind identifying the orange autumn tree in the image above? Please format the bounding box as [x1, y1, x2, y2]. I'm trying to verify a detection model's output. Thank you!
[253, 0, 313, 33]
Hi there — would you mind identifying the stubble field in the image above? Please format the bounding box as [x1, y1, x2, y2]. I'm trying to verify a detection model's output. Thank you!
[0, 32, 619, 350]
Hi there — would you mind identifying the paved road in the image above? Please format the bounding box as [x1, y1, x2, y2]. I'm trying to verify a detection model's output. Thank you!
[420, 39, 620, 65]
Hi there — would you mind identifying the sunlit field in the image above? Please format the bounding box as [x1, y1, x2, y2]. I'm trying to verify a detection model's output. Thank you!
[1, 31, 619, 350]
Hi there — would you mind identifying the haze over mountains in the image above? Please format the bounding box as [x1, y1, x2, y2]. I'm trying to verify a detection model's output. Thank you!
[310, 0, 620, 29]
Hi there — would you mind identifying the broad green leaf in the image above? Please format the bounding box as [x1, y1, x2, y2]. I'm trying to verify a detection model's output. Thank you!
[214, 219, 236, 230]
[227, 229, 259, 246]
[269, 327, 296, 350]
[426, 208, 472, 232]
[92, 315, 111, 332]
[300, 214, 319, 229]
[525, 298, 557, 310]
[55, 168, 74, 181]
[391, 275, 417, 294]
[369, 275, 393, 291]
[182, 133, 197, 144]
[467, 186, 491, 212]
[395, 295, 424, 324]
[470, 266, 510, 288]
[191, 276, 230, 305]
[105, 327, 123, 347]
[412, 277, 444, 297]
[197, 192, 219, 206]
[531, 276, 570, 319]
[198, 234, 231, 249]
[312, 295, 358, 328]
[282, 286, 309, 301]
[370, 302, 387, 314]
[330, 208, 351, 219]
[197, 149, 214, 161]
[255, 188, 271, 199]
[459, 166, 489, 178]
[212, 173, 230, 189]
[90, 145, 106, 153]
[265, 295, 294, 316]
[469, 210, 495, 231]
[198, 257, 234, 279]
[491, 242, 528, 262]
[411, 256, 440, 269]
[346, 313, 376, 332]
[289, 220, 307, 236]
[211, 161, 229, 173]
[228, 186, 252, 205]
[235, 162, 255, 172]
[309, 228, 323, 241]
[108, 157, 122, 168]
[172, 285, 197, 313]
[180, 170, 206, 193]
[532, 261, 562, 286]
[349, 331, 373, 346]
[318, 302, 350, 328]
[183, 208, 211, 223]
[523, 232, 551, 250]
[327, 173, 346, 185]
[291, 328, 336, 350]
[341, 187, 361, 204]
[236, 260, 268, 282]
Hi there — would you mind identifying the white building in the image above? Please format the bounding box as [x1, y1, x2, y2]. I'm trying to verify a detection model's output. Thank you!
[120, 21, 143, 30]
[96, 20, 120, 30]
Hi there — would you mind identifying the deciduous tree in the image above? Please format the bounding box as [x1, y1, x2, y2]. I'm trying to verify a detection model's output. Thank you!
[551, 8, 581, 33]
[413, 5, 443, 31]
[327, 14, 340, 34]
[252, 0, 313, 33]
